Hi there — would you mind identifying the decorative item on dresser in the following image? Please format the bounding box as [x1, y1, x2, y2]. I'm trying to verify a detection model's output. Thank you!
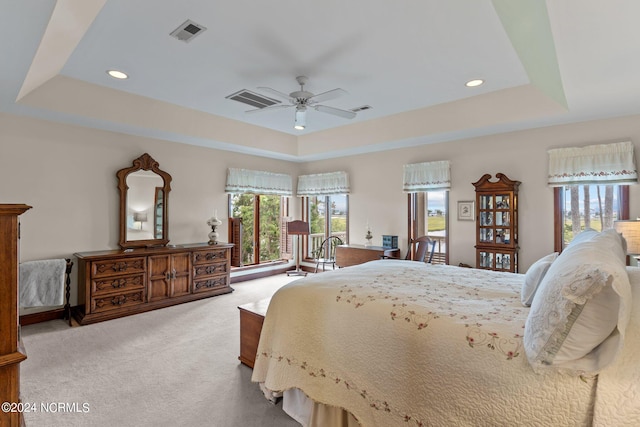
[0, 203, 31, 427]
[473, 173, 520, 272]
[207, 210, 223, 245]
[73, 243, 233, 325]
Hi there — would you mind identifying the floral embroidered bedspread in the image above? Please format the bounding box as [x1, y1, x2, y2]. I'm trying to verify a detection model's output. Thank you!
[252, 260, 639, 426]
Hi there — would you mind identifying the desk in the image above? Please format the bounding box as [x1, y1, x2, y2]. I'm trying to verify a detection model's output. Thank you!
[335, 244, 400, 267]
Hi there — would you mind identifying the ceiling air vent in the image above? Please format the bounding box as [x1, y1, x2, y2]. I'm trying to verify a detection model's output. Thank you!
[226, 90, 281, 109]
[170, 19, 207, 43]
[351, 105, 372, 112]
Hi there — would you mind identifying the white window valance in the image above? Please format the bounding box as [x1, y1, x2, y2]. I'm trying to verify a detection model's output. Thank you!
[547, 141, 638, 186]
[297, 171, 350, 196]
[403, 160, 451, 192]
[225, 168, 292, 196]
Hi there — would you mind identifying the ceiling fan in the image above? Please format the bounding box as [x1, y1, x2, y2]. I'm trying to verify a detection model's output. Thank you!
[246, 76, 356, 130]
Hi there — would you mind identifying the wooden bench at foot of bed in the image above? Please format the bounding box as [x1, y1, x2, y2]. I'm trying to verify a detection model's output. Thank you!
[238, 298, 270, 368]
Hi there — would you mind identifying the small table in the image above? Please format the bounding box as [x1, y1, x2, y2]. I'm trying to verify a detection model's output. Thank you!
[238, 298, 270, 368]
[335, 244, 400, 268]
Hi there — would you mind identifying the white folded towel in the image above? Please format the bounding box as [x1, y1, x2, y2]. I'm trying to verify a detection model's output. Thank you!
[19, 259, 66, 307]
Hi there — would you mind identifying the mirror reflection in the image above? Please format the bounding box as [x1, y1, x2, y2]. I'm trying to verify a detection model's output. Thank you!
[117, 153, 172, 249]
[126, 170, 164, 241]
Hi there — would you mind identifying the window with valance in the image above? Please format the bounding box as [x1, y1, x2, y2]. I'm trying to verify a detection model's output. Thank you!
[549, 141, 637, 251]
[298, 171, 350, 256]
[403, 160, 450, 264]
[225, 168, 292, 266]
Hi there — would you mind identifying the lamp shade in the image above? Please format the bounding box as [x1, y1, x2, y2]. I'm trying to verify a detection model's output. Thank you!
[134, 212, 148, 222]
[614, 220, 640, 255]
[287, 220, 309, 235]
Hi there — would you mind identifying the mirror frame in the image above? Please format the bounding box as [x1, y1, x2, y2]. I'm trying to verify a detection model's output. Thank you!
[117, 153, 172, 249]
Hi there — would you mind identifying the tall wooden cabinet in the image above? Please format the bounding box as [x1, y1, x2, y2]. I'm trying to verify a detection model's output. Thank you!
[0, 204, 31, 427]
[473, 174, 520, 272]
[74, 243, 233, 325]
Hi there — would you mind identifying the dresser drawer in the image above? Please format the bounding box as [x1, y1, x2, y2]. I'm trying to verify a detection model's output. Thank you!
[91, 290, 145, 313]
[192, 249, 228, 265]
[91, 273, 146, 295]
[193, 261, 228, 279]
[91, 257, 146, 278]
[193, 275, 229, 293]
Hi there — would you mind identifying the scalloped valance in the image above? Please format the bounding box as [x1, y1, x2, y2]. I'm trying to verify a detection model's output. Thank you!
[403, 160, 451, 192]
[225, 168, 292, 196]
[297, 171, 350, 196]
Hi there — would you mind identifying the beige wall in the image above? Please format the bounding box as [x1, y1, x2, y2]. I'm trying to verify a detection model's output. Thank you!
[3, 112, 640, 307]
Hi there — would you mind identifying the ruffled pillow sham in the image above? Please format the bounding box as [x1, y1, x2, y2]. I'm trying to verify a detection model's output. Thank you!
[524, 229, 632, 375]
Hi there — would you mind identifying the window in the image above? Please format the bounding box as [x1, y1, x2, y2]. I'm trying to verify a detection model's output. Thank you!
[553, 185, 629, 251]
[306, 194, 348, 258]
[229, 194, 289, 265]
[547, 141, 636, 252]
[225, 168, 293, 267]
[403, 160, 451, 263]
[408, 191, 449, 264]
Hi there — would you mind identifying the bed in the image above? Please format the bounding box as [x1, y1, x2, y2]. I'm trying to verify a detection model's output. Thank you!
[252, 229, 640, 426]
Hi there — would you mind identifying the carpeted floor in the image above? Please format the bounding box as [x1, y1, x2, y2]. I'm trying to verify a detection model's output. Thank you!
[20, 274, 302, 427]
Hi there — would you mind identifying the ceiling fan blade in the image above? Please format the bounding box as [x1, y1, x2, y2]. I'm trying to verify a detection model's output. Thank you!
[309, 88, 347, 104]
[245, 104, 293, 114]
[256, 86, 293, 102]
[313, 104, 356, 119]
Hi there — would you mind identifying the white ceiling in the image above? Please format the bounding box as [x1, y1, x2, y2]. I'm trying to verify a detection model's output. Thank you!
[3, 0, 640, 161]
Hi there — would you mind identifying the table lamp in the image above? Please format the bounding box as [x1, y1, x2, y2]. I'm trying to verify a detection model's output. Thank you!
[614, 220, 640, 265]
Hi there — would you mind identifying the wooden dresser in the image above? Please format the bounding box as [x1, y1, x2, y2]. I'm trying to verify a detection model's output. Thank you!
[0, 204, 31, 427]
[335, 244, 400, 267]
[74, 243, 233, 325]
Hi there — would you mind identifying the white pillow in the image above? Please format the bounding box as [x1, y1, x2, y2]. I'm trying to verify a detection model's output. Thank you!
[524, 229, 632, 375]
[521, 252, 558, 307]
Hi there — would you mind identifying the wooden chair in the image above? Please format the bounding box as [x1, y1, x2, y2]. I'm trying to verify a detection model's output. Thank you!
[313, 236, 343, 272]
[406, 236, 436, 263]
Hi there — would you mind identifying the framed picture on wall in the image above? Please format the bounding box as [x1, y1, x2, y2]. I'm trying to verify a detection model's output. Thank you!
[457, 201, 475, 221]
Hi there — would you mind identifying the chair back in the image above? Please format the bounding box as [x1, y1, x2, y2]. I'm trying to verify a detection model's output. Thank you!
[319, 236, 343, 260]
[405, 236, 436, 263]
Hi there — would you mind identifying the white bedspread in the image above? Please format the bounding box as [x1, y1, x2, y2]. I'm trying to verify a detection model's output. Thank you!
[252, 260, 640, 426]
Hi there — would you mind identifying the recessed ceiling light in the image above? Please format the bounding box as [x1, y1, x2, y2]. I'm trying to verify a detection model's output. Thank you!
[107, 70, 128, 80]
[465, 79, 484, 87]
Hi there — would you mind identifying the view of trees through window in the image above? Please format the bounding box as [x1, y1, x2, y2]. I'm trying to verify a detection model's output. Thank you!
[307, 195, 348, 257]
[230, 194, 283, 265]
[560, 184, 620, 245]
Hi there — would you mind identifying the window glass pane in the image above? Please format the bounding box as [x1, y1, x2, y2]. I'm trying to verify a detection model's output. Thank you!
[328, 194, 347, 241]
[307, 195, 348, 257]
[424, 190, 448, 264]
[258, 195, 282, 262]
[561, 184, 619, 246]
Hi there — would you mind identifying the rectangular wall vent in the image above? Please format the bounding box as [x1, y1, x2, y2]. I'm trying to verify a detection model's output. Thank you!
[170, 19, 207, 43]
[226, 90, 281, 109]
[351, 105, 372, 112]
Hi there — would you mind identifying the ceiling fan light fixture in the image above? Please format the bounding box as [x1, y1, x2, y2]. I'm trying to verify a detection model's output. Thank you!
[294, 107, 306, 130]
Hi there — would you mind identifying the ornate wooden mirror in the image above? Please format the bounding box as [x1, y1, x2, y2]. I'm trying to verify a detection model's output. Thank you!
[117, 153, 172, 249]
